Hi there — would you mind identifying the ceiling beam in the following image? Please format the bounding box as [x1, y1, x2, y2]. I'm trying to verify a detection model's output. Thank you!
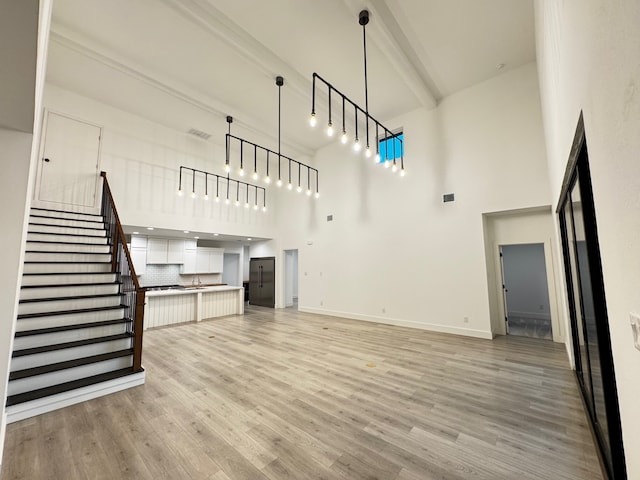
[341, 0, 439, 107]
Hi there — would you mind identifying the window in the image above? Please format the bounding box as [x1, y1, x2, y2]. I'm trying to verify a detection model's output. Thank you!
[378, 131, 403, 164]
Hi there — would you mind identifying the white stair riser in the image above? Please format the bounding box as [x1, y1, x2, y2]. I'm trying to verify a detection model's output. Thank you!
[18, 296, 122, 316]
[30, 216, 105, 229]
[21, 273, 117, 286]
[20, 284, 120, 300]
[23, 263, 112, 274]
[28, 224, 106, 237]
[27, 233, 108, 245]
[31, 209, 102, 222]
[7, 357, 133, 396]
[25, 242, 111, 254]
[13, 324, 129, 350]
[25, 252, 111, 263]
[16, 309, 125, 332]
[10, 339, 133, 372]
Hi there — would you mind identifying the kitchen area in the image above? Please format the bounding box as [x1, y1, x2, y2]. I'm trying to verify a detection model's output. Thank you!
[125, 230, 257, 329]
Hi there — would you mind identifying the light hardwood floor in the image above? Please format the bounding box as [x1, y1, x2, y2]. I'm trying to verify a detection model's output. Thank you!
[2, 306, 603, 480]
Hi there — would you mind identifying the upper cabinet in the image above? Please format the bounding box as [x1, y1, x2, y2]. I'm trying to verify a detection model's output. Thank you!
[129, 236, 147, 275]
[147, 238, 185, 264]
[181, 247, 224, 274]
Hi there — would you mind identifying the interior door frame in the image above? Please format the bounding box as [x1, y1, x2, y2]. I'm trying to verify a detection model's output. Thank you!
[34, 109, 104, 209]
[556, 112, 626, 479]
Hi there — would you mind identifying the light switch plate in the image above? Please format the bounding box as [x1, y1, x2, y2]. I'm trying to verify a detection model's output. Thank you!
[630, 313, 640, 351]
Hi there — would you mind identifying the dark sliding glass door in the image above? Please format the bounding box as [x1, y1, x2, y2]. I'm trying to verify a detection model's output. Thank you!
[557, 116, 625, 479]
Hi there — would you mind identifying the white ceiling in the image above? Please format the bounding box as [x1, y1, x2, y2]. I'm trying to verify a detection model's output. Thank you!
[46, 0, 535, 155]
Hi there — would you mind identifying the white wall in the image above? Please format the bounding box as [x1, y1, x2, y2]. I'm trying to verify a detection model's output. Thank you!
[535, 0, 640, 475]
[0, 0, 52, 466]
[41, 85, 277, 239]
[276, 62, 550, 338]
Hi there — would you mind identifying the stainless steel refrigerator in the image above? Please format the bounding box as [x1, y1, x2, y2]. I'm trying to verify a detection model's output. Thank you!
[249, 257, 275, 308]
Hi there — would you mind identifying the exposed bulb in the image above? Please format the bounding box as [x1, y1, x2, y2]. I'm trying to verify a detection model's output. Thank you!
[252, 171, 258, 180]
[177, 189, 184, 197]
[262, 206, 267, 212]
[235, 200, 240, 207]
[340, 131, 348, 144]
[224, 164, 230, 173]
[309, 112, 317, 127]
[375, 153, 381, 163]
[392, 163, 398, 173]
[265, 176, 271, 184]
[384, 160, 391, 169]
[276, 178, 283, 187]
[315, 192, 320, 199]
[353, 139, 361, 152]
[400, 168, 406, 177]
[239, 167, 245, 177]
[215, 196, 220, 203]
[296, 185, 302, 193]
[326, 122, 334, 137]
[306, 189, 312, 196]
[204, 194, 209, 201]
[253, 204, 258, 210]
[245, 202, 250, 209]
[190, 191, 196, 199]
[365, 146, 372, 158]
[287, 183, 293, 190]
[225, 198, 230, 205]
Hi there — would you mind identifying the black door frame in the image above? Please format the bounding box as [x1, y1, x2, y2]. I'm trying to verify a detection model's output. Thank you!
[557, 113, 626, 479]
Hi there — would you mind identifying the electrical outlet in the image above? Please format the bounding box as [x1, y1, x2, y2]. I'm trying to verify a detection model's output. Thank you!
[463, 317, 469, 323]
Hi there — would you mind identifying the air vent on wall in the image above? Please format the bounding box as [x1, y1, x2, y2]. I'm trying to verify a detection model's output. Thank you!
[187, 128, 211, 140]
[443, 193, 455, 203]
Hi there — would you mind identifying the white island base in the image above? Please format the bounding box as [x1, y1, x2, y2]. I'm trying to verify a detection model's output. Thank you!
[144, 286, 244, 330]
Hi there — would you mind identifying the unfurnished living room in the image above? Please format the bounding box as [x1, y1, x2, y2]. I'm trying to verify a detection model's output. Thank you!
[0, 1, 638, 479]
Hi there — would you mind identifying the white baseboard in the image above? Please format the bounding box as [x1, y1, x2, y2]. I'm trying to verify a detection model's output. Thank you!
[6, 371, 145, 424]
[298, 307, 493, 340]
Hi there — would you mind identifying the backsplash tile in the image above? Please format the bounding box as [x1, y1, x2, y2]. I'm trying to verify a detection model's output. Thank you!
[140, 264, 222, 287]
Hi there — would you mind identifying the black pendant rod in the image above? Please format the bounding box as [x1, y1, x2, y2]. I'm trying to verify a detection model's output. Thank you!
[360, 10, 370, 147]
[276, 76, 284, 181]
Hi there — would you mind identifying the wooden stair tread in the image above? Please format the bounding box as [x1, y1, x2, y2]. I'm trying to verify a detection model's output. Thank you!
[19, 293, 123, 304]
[13, 333, 134, 357]
[17, 304, 126, 320]
[6, 368, 140, 407]
[15, 318, 132, 337]
[21, 282, 122, 289]
[9, 349, 134, 380]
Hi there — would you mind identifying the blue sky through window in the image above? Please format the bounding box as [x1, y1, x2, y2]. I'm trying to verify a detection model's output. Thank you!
[378, 132, 404, 163]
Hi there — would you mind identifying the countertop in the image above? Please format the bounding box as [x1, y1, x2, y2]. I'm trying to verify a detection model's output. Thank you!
[145, 285, 244, 298]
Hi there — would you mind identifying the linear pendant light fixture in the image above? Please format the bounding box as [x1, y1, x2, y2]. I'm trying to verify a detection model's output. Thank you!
[225, 76, 320, 198]
[309, 10, 405, 176]
[177, 166, 267, 211]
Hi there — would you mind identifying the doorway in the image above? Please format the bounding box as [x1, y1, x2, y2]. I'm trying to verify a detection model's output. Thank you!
[222, 253, 240, 286]
[284, 249, 299, 308]
[500, 243, 552, 340]
[37, 111, 102, 207]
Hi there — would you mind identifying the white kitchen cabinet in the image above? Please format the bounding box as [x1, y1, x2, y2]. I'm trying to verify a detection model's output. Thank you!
[129, 236, 147, 275]
[147, 238, 185, 264]
[167, 239, 184, 264]
[147, 238, 168, 264]
[181, 247, 224, 274]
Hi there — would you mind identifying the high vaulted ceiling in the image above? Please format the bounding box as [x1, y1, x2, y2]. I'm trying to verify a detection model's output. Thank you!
[46, 0, 535, 157]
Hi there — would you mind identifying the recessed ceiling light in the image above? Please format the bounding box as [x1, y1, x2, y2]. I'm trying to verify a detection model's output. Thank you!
[247, 238, 252, 241]
[147, 227, 154, 230]
[184, 230, 190, 234]
[213, 233, 219, 236]
[132, 231, 139, 235]
[194, 236, 199, 239]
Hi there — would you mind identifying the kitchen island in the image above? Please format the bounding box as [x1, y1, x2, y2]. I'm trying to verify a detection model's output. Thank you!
[144, 286, 244, 330]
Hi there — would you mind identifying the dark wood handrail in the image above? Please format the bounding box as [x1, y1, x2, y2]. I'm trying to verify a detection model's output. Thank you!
[100, 171, 145, 372]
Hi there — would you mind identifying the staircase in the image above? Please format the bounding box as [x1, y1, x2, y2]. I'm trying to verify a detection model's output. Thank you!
[7, 179, 145, 422]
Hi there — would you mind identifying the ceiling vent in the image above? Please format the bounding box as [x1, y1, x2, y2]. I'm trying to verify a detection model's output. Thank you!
[187, 128, 211, 140]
